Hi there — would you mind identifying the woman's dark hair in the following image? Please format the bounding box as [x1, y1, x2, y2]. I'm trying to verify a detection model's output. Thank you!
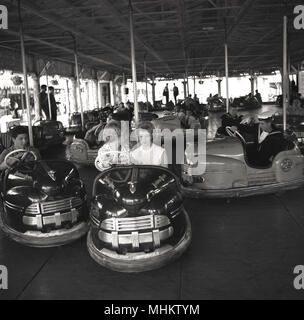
[137, 121, 155, 139]
[10, 126, 29, 139]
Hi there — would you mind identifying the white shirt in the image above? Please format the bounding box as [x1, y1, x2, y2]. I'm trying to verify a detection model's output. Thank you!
[259, 131, 269, 144]
[131, 143, 168, 167]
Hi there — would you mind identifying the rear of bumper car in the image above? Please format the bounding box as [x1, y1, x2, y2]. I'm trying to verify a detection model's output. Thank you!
[87, 208, 192, 273]
[0, 197, 88, 247]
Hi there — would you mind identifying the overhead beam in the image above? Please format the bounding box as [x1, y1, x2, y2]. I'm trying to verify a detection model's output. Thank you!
[3, 29, 123, 71]
[18, 0, 131, 64]
[207, 0, 217, 8]
[101, 0, 172, 73]
[202, 0, 256, 73]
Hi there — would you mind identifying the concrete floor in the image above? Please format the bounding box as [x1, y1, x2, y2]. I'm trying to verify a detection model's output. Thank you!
[1, 106, 304, 300]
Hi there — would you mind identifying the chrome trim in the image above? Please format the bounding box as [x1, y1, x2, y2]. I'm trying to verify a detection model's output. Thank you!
[25, 197, 83, 215]
[100, 215, 171, 232]
[23, 208, 80, 230]
[98, 227, 174, 249]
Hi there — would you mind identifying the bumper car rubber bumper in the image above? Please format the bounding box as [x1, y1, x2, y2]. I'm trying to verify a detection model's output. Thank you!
[87, 209, 192, 273]
[0, 212, 89, 248]
[181, 178, 304, 199]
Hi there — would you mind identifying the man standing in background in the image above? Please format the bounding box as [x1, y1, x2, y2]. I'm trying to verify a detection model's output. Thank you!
[48, 86, 58, 121]
[39, 85, 49, 119]
[163, 83, 169, 106]
[173, 83, 179, 105]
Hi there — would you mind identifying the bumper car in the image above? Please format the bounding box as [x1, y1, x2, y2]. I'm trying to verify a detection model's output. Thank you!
[208, 97, 226, 112]
[32, 120, 65, 150]
[232, 96, 262, 110]
[181, 129, 304, 199]
[0, 150, 88, 247]
[65, 111, 100, 134]
[66, 122, 105, 166]
[87, 162, 192, 273]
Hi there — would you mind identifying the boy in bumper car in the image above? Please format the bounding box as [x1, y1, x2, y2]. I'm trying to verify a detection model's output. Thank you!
[0, 126, 41, 174]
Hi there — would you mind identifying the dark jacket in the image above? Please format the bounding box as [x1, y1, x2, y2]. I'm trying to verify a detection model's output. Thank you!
[255, 129, 287, 167]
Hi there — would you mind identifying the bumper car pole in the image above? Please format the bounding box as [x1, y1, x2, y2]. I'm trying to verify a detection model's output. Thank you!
[18, 0, 34, 147]
[225, 42, 229, 113]
[224, 20, 229, 113]
[46, 71, 52, 120]
[129, 0, 139, 125]
[73, 37, 84, 131]
[144, 53, 149, 104]
[282, 14, 288, 132]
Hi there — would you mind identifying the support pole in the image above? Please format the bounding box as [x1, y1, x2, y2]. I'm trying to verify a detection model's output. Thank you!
[151, 75, 156, 106]
[70, 77, 77, 113]
[121, 73, 127, 105]
[183, 74, 187, 99]
[216, 79, 222, 97]
[250, 76, 255, 96]
[283, 15, 288, 132]
[193, 75, 196, 96]
[144, 54, 149, 103]
[20, 87, 25, 116]
[66, 79, 71, 116]
[225, 42, 229, 113]
[129, 0, 139, 124]
[18, 0, 33, 146]
[74, 41, 84, 131]
[45, 73, 52, 120]
[32, 73, 40, 120]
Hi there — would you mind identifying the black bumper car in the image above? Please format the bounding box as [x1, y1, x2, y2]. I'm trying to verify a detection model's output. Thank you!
[0, 150, 88, 247]
[87, 164, 192, 272]
[208, 97, 226, 112]
[32, 120, 65, 150]
[66, 111, 100, 134]
[232, 96, 262, 110]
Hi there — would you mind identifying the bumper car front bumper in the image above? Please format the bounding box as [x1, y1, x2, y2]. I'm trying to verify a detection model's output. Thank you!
[87, 209, 192, 273]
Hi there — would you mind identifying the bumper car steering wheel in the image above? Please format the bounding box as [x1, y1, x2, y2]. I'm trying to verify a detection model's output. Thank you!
[95, 150, 132, 176]
[4, 149, 38, 174]
[226, 126, 247, 145]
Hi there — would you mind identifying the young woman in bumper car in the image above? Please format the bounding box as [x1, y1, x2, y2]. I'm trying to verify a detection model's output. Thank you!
[88, 122, 191, 272]
[181, 113, 304, 199]
[0, 127, 88, 247]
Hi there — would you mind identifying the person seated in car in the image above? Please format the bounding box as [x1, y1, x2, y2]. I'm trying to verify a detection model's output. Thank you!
[255, 90, 262, 104]
[0, 126, 41, 171]
[131, 121, 168, 168]
[217, 106, 243, 136]
[185, 109, 198, 129]
[250, 113, 287, 167]
[83, 120, 105, 148]
[95, 121, 130, 172]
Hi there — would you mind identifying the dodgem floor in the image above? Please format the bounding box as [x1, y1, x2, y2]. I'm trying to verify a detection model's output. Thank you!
[0, 162, 304, 300]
